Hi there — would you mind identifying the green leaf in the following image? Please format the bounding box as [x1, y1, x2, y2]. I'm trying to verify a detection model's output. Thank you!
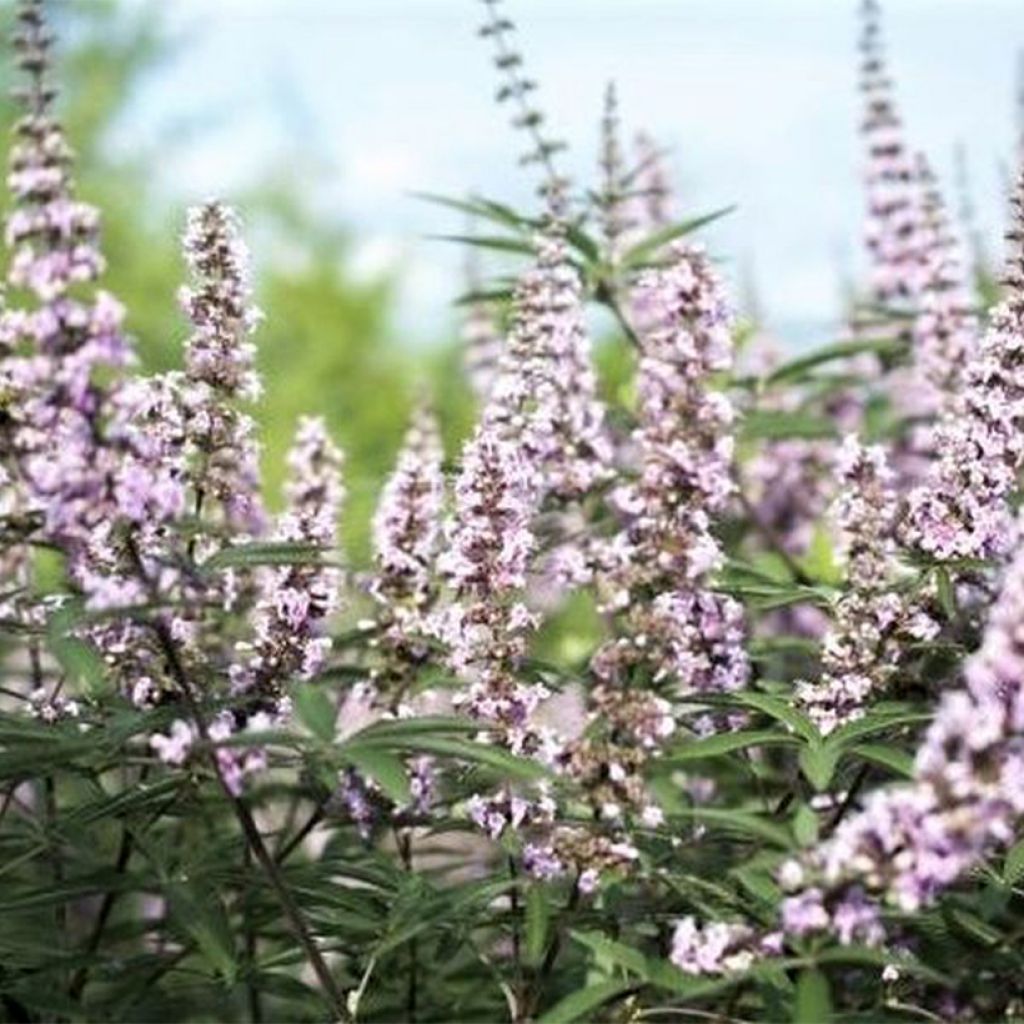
[525, 884, 550, 965]
[935, 566, 957, 620]
[715, 566, 832, 611]
[293, 683, 336, 742]
[765, 337, 905, 387]
[1004, 839, 1024, 886]
[947, 908, 1001, 946]
[346, 715, 477, 743]
[166, 882, 237, 985]
[571, 930, 649, 976]
[411, 190, 528, 231]
[348, 732, 549, 782]
[427, 232, 534, 255]
[730, 691, 819, 743]
[668, 807, 792, 848]
[342, 745, 410, 806]
[799, 743, 840, 792]
[793, 969, 832, 1023]
[46, 600, 108, 697]
[658, 729, 799, 767]
[850, 742, 914, 778]
[826, 708, 931, 750]
[816, 944, 945, 984]
[741, 409, 837, 442]
[538, 979, 633, 1024]
[620, 205, 736, 268]
[800, 524, 842, 586]
[203, 541, 334, 571]
[564, 223, 600, 263]
[793, 803, 819, 847]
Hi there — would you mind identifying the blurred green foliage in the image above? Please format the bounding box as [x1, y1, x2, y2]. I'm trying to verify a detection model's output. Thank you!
[0, 0, 478, 563]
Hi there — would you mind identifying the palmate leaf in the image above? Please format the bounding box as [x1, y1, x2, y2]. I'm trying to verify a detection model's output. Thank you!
[166, 879, 237, 985]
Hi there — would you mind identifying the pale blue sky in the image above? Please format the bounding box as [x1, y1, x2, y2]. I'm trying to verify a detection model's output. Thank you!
[113, 0, 1024, 344]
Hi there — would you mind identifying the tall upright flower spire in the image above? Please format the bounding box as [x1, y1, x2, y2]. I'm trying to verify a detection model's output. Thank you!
[858, 0, 925, 306]
[370, 405, 445, 685]
[437, 424, 539, 739]
[903, 168, 1024, 562]
[484, 207, 612, 503]
[595, 82, 634, 261]
[582, 244, 748, 831]
[478, 0, 568, 200]
[237, 416, 344, 709]
[460, 246, 503, 401]
[631, 131, 674, 236]
[795, 437, 936, 735]
[6, 1, 106, 302]
[436, 415, 558, 842]
[593, 243, 748, 699]
[180, 201, 265, 535]
[595, 243, 746, 656]
[907, 155, 978, 408]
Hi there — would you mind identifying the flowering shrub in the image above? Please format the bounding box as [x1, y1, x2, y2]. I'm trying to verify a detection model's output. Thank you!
[2, 1, 1024, 1021]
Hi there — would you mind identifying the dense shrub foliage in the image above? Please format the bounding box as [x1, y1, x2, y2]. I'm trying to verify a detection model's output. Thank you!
[1, 0, 1023, 1021]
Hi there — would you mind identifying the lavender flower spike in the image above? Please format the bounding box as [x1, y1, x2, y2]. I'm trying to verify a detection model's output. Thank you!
[436, 413, 559, 843]
[484, 210, 612, 503]
[859, 0, 926, 306]
[371, 403, 445, 650]
[180, 201, 265, 534]
[593, 242, 749, 701]
[909, 155, 978, 406]
[796, 436, 937, 735]
[436, 425, 540, 738]
[236, 416, 344, 710]
[903, 167, 1024, 562]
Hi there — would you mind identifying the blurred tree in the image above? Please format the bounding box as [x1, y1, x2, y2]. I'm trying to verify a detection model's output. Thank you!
[0, 0, 476, 562]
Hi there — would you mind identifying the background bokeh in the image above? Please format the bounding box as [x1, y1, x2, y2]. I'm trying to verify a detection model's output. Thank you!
[3, 0, 1023, 560]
